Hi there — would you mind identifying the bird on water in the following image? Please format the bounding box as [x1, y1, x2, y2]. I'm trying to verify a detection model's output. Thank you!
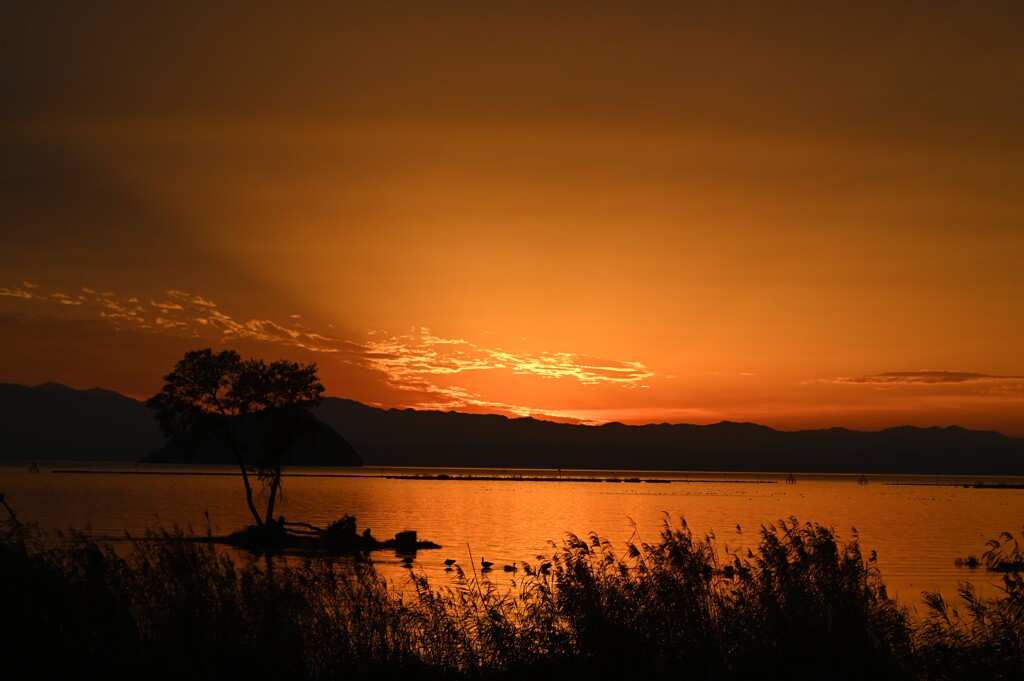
[444, 558, 457, 570]
[481, 558, 494, 570]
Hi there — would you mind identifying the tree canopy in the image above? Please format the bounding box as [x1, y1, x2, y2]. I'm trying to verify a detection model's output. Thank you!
[147, 348, 325, 531]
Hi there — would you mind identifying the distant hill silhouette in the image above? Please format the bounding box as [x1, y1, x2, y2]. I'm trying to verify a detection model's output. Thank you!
[2, 382, 1023, 475]
[142, 409, 361, 467]
[313, 398, 1024, 476]
[0, 382, 164, 461]
[0, 383, 358, 467]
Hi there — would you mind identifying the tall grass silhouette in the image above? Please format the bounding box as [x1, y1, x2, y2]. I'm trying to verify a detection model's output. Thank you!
[914, 527, 1024, 679]
[2, 509, 1022, 679]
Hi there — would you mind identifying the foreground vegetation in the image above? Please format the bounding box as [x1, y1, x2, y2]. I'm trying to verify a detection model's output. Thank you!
[2, 513, 1023, 680]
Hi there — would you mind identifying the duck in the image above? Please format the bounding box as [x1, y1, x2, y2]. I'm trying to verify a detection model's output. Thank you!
[400, 556, 414, 568]
[503, 562, 517, 573]
[481, 557, 494, 570]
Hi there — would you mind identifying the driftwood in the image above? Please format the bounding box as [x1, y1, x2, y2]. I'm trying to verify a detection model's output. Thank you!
[223, 514, 440, 555]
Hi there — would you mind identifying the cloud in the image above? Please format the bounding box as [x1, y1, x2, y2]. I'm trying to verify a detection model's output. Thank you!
[809, 370, 1023, 386]
[397, 381, 600, 424]
[363, 327, 654, 391]
[0, 287, 34, 299]
[2, 282, 345, 354]
[2, 281, 654, 422]
[149, 300, 184, 311]
[52, 293, 83, 306]
[355, 328, 654, 421]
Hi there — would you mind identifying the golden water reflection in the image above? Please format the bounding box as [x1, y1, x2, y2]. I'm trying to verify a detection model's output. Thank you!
[3, 463, 1022, 615]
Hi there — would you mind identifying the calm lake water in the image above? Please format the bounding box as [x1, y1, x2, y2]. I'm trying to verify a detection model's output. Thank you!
[3, 461, 1023, 615]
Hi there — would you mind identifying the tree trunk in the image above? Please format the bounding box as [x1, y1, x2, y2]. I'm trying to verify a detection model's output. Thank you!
[220, 418, 263, 528]
[264, 461, 282, 526]
[237, 460, 263, 529]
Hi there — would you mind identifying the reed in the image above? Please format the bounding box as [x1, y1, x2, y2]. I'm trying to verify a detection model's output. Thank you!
[915, 530, 1024, 679]
[2, 511, 1021, 680]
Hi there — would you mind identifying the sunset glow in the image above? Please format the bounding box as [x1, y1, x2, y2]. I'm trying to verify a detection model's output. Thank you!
[2, 2, 1023, 435]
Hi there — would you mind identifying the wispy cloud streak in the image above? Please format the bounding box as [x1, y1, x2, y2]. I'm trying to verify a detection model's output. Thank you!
[363, 327, 653, 389]
[811, 370, 1023, 385]
[0, 287, 34, 299]
[2, 282, 654, 422]
[1, 284, 347, 353]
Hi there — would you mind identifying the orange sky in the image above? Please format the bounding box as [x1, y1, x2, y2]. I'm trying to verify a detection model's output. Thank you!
[2, 2, 1023, 435]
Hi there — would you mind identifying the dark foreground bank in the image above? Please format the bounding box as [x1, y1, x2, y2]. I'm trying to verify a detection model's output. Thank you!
[1, 513, 1022, 680]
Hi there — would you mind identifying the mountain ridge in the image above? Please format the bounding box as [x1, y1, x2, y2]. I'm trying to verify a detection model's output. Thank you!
[310, 397, 1024, 475]
[1, 382, 1022, 475]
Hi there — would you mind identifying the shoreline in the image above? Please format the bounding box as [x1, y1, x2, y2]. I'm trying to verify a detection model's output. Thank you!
[46, 468, 783, 484]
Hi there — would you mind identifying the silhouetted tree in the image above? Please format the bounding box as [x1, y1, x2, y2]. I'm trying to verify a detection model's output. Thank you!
[146, 348, 324, 531]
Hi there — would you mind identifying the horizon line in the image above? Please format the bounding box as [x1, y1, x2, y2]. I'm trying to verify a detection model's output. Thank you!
[5, 380, 1018, 439]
